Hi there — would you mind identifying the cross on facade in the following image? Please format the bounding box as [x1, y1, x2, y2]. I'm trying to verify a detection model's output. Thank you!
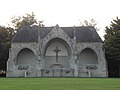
[53, 46, 61, 62]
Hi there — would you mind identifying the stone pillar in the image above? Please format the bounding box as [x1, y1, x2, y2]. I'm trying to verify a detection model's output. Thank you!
[72, 26, 78, 76]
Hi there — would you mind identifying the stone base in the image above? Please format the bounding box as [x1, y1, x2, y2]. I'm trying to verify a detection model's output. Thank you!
[6, 69, 108, 77]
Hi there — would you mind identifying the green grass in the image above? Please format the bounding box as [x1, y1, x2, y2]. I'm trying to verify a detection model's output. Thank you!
[0, 78, 120, 90]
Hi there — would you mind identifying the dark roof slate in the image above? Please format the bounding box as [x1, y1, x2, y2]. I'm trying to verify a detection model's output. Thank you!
[39, 27, 53, 38]
[12, 26, 102, 43]
[12, 27, 38, 42]
[61, 27, 74, 38]
[76, 27, 102, 42]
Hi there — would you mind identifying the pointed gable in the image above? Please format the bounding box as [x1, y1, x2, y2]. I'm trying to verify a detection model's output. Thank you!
[42, 25, 72, 41]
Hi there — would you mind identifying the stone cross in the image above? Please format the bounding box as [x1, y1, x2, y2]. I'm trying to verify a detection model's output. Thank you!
[53, 46, 61, 62]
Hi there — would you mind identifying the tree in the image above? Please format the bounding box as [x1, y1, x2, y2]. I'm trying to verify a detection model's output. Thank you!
[79, 19, 97, 27]
[104, 17, 120, 77]
[0, 26, 14, 72]
[11, 12, 44, 29]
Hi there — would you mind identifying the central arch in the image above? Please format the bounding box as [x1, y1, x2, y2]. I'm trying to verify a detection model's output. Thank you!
[44, 38, 71, 68]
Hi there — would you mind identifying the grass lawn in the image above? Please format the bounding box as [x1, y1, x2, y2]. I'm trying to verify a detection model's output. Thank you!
[0, 78, 120, 90]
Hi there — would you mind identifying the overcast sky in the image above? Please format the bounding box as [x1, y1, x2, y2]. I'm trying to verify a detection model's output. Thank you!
[0, 0, 120, 39]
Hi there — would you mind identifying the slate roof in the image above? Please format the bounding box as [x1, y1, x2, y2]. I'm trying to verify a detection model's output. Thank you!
[61, 27, 74, 38]
[12, 26, 102, 43]
[39, 27, 52, 38]
[12, 26, 38, 42]
[76, 27, 102, 42]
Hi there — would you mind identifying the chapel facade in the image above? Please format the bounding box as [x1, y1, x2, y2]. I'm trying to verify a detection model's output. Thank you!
[7, 25, 108, 77]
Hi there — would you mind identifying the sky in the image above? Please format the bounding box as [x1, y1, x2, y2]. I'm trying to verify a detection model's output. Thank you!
[0, 0, 120, 39]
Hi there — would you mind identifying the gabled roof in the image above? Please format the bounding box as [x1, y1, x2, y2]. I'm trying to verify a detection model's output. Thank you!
[12, 26, 38, 42]
[76, 27, 102, 42]
[12, 26, 102, 43]
[61, 27, 74, 38]
[39, 27, 53, 38]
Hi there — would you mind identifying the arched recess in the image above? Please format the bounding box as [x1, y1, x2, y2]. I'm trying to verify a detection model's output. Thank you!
[17, 48, 36, 65]
[78, 48, 98, 65]
[44, 38, 71, 68]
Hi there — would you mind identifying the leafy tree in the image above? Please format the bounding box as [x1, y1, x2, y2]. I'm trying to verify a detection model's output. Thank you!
[11, 12, 44, 29]
[0, 26, 14, 72]
[104, 17, 120, 77]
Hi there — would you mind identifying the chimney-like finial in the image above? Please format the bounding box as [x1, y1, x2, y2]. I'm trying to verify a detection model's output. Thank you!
[74, 25, 76, 40]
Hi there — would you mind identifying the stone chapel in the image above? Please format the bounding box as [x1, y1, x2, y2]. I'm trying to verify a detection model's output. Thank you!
[7, 25, 108, 77]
